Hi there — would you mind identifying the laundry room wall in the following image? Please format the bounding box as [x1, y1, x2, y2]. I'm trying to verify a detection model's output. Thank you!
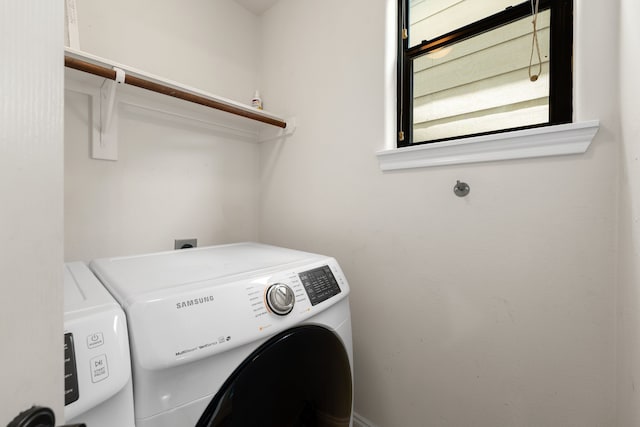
[616, 0, 640, 423]
[258, 1, 618, 426]
[64, 0, 263, 261]
[0, 0, 64, 422]
[71, 0, 261, 102]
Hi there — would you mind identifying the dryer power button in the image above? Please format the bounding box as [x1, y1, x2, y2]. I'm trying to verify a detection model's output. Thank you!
[266, 283, 295, 315]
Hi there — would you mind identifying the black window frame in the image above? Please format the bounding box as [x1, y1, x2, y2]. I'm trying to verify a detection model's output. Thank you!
[397, 0, 573, 148]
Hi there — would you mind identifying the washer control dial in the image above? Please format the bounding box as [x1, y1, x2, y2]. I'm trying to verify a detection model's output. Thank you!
[266, 283, 295, 315]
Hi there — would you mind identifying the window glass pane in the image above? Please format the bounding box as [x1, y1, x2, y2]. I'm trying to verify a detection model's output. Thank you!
[409, 0, 521, 47]
[412, 9, 550, 143]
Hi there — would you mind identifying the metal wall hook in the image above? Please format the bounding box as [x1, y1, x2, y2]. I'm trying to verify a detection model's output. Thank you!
[453, 180, 470, 197]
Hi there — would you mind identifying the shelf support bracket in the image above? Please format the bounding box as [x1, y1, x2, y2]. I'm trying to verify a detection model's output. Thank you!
[92, 67, 125, 160]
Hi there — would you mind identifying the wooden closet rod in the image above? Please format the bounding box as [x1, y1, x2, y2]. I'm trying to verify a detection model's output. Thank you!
[64, 56, 287, 129]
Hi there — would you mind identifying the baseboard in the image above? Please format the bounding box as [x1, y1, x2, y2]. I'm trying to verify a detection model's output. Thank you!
[353, 412, 377, 427]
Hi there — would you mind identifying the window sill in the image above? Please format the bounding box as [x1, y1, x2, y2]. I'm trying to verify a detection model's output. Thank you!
[376, 121, 600, 171]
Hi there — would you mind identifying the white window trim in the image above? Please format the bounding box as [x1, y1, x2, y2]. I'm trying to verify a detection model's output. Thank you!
[376, 120, 600, 171]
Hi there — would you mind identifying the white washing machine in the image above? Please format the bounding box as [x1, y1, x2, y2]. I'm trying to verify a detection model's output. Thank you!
[89, 242, 353, 427]
[63, 262, 135, 426]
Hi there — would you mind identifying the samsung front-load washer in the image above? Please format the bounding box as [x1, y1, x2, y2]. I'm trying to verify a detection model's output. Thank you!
[63, 262, 135, 426]
[89, 242, 353, 427]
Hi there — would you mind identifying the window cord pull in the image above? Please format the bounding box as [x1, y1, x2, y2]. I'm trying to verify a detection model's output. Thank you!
[528, 0, 542, 82]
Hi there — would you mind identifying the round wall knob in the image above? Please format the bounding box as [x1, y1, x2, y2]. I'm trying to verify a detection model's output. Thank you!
[453, 180, 470, 197]
[266, 283, 295, 315]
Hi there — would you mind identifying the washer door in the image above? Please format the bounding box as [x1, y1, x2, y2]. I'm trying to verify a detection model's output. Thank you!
[196, 325, 352, 427]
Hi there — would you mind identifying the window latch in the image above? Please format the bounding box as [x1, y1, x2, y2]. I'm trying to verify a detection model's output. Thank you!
[402, 28, 408, 40]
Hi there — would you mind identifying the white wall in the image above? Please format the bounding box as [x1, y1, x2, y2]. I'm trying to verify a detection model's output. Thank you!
[0, 1, 64, 423]
[259, 1, 618, 425]
[616, 0, 640, 423]
[65, 0, 263, 261]
[74, 0, 261, 102]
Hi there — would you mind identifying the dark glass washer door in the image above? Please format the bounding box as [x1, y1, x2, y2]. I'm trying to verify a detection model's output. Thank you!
[196, 325, 352, 427]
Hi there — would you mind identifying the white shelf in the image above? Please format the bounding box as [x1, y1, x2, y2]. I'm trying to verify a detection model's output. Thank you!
[64, 48, 294, 159]
[64, 47, 289, 129]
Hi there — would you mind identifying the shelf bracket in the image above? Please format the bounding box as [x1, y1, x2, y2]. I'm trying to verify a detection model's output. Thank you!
[92, 66, 125, 160]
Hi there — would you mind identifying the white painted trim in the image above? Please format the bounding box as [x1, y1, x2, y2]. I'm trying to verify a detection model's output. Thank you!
[376, 121, 600, 171]
[353, 412, 378, 427]
[65, 0, 80, 50]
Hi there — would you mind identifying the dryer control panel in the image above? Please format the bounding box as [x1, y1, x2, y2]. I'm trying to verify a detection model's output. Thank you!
[64, 333, 80, 405]
[64, 301, 131, 420]
[63, 262, 133, 423]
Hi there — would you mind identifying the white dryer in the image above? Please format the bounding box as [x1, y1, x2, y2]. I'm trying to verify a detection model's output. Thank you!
[89, 242, 353, 427]
[63, 262, 135, 426]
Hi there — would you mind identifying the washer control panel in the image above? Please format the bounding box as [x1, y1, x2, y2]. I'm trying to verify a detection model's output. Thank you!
[124, 256, 350, 370]
[299, 265, 341, 306]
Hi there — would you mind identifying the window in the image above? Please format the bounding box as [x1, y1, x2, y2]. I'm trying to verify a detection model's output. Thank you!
[397, 0, 573, 147]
